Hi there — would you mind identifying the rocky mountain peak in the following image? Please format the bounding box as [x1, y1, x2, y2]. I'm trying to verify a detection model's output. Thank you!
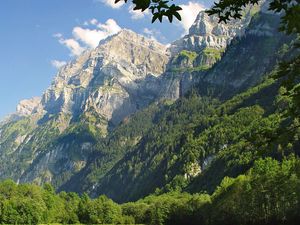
[170, 5, 259, 54]
[16, 97, 42, 116]
[102, 29, 166, 52]
[96, 28, 169, 76]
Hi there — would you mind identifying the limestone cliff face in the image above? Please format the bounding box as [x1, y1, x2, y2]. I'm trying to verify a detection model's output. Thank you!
[157, 5, 260, 101]
[41, 29, 169, 127]
[14, 7, 259, 124]
[169, 7, 255, 55]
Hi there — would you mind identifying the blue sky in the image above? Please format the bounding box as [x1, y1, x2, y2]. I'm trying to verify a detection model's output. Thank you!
[0, 0, 213, 119]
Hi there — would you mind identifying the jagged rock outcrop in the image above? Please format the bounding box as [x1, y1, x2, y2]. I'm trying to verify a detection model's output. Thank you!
[169, 6, 257, 55]
[16, 97, 42, 116]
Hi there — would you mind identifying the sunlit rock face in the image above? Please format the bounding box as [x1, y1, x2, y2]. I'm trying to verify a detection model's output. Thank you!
[16, 97, 42, 116]
[41, 29, 169, 126]
[169, 7, 255, 55]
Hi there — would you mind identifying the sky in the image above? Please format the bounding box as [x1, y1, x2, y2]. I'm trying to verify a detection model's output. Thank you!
[0, 0, 214, 119]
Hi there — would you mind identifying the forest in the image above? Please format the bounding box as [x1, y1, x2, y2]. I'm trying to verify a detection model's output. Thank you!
[1, 156, 300, 224]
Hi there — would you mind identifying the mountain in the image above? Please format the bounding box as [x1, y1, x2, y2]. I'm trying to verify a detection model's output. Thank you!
[0, 29, 169, 187]
[0, 6, 254, 189]
[0, 3, 296, 204]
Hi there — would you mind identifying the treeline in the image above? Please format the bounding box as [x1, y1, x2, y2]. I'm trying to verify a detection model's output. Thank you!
[1, 156, 300, 224]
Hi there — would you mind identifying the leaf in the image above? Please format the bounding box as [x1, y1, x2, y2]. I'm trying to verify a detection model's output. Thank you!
[152, 13, 160, 23]
[173, 11, 181, 21]
[158, 12, 164, 22]
[167, 13, 173, 23]
[133, 0, 151, 11]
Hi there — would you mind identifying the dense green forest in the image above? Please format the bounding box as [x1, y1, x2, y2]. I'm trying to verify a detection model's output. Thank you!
[1, 156, 300, 224]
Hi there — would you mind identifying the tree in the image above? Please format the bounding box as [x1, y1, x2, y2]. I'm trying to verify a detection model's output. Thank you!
[116, 0, 183, 22]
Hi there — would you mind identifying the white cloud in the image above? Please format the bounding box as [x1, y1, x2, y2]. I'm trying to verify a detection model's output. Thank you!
[143, 28, 153, 35]
[54, 32, 85, 56]
[100, 0, 124, 9]
[73, 19, 121, 48]
[83, 18, 98, 26]
[129, 5, 149, 20]
[143, 28, 167, 43]
[97, 19, 121, 35]
[51, 60, 67, 69]
[58, 37, 86, 56]
[72, 27, 104, 48]
[90, 18, 98, 25]
[54, 19, 121, 56]
[179, 2, 205, 33]
[53, 33, 63, 38]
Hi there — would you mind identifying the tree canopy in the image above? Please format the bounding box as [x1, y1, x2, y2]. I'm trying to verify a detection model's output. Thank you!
[1, 156, 300, 224]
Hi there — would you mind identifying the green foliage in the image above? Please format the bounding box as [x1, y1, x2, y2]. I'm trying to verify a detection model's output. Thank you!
[1, 157, 300, 224]
[169, 48, 225, 73]
[115, 0, 182, 23]
[210, 156, 300, 225]
[0, 181, 128, 224]
[95, 94, 219, 202]
[78, 195, 123, 224]
[60, 102, 166, 194]
[178, 50, 198, 62]
[202, 48, 224, 61]
[77, 49, 299, 202]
